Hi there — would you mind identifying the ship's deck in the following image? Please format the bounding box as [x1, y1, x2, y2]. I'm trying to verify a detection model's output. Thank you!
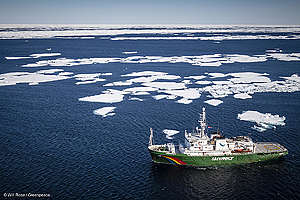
[255, 142, 287, 154]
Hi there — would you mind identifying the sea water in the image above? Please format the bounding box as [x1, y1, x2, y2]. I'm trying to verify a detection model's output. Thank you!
[0, 25, 300, 199]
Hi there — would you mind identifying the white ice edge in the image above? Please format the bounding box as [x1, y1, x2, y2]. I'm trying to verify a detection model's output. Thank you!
[93, 107, 116, 117]
[20, 53, 300, 68]
[2, 24, 300, 39]
[238, 111, 285, 132]
[204, 99, 223, 106]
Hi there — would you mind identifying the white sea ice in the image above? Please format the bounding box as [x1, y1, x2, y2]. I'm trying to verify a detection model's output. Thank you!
[5, 56, 31, 60]
[161, 88, 201, 100]
[163, 129, 179, 139]
[74, 73, 110, 85]
[237, 111, 285, 132]
[121, 71, 167, 77]
[93, 107, 116, 117]
[177, 98, 193, 104]
[226, 54, 267, 63]
[58, 72, 74, 76]
[131, 91, 150, 96]
[233, 93, 252, 99]
[76, 78, 106, 85]
[184, 75, 206, 80]
[228, 72, 271, 84]
[122, 51, 138, 54]
[281, 74, 300, 82]
[128, 97, 143, 101]
[123, 86, 157, 93]
[212, 80, 233, 85]
[267, 53, 300, 61]
[0, 71, 71, 86]
[195, 80, 212, 85]
[142, 82, 186, 90]
[204, 99, 223, 106]
[251, 125, 267, 132]
[152, 95, 168, 100]
[20, 52, 300, 68]
[6, 53, 61, 60]
[37, 69, 64, 74]
[104, 81, 133, 87]
[30, 53, 61, 58]
[207, 73, 228, 78]
[79, 89, 125, 103]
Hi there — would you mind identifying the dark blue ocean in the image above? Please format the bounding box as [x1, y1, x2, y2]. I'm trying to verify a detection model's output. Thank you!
[1, 26, 300, 199]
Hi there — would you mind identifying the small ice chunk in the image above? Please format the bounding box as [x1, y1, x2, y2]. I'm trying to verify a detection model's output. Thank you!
[237, 111, 286, 132]
[79, 90, 125, 103]
[30, 53, 61, 58]
[184, 75, 206, 80]
[177, 98, 193, 104]
[37, 69, 64, 74]
[131, 91, 150, 96]
[93, 107, 116, 117]
[5, 56, 31, 60]
[233, 93, 252, 99]
[251, 125, 267, 132]
[122, 71, 167, 77]
[129, 97, 143, 101]
[207, 73, 228, 78]
[122, 51, 138, 54]
[152, 95, 168, 100]
[142, 82, 186, 90]
[204, 99, 223, 106]
[58, 72, 74, 76]
[195, 80, 212, 85]
[163, 129, 179, 139]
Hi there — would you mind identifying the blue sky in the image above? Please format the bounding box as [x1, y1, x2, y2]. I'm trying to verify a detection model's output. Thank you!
[0, 0, 299, 24]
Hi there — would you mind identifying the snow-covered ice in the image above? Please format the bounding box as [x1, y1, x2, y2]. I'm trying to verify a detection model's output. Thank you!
[79, 90, 125, 103]
[93, 107, 116, 117]
[237, 111, 286, 132]
[204, 99, 223, 106]
[163, 129, 179, 139]
[233, 93, 252, 99]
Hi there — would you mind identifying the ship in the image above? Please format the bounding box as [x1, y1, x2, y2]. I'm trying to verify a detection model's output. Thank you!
[148, 108, 288, 167]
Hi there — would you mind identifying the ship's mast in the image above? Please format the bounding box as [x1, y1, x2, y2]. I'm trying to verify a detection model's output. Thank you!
[198, 107, 207, 138]
[149, 128, 153, 146]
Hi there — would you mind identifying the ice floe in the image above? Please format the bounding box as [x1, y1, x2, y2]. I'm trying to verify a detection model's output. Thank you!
[79, 89, 125, 103]
[161, 88, 201, 100]
[121, 71, 167, 77]
[237, 111, 286, 132]
[29, 53, 61, 58]
[267, 53, 300, 61]
[142, 82, 186, 90]
[195, 80, 212, 85]
[177, 98, 193, 104]
[93, 107, 116, 117]
[110, 35, 300, 41]
[204, 99, 223, 106]
[233, 93, 252, 99]
[5, 56, 31, 60]
[37, 69, 64, 74]
[163, 129, 179, 139]
[0, 71, 71, 86]
[1, 24, 300, 40]
[20, 52, 300, 68]
[184, 75, 206, 80]
[74, 73, 109, 85]
[5, 53, 61, 60]
[122, 51, 138, 54]
[128, 97, 143, 101]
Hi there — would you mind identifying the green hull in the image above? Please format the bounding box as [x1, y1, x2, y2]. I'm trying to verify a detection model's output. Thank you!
[149, 149, 288, 167]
